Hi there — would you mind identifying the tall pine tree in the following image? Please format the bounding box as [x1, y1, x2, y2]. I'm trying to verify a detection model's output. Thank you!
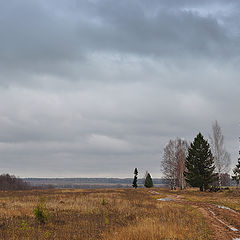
[132, 168, 138, 188]
[184, 133, 216, 191]
[232, 151, 240, 187]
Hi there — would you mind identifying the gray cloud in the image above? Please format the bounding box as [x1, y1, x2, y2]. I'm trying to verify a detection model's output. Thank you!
[0, 0, 239, 177]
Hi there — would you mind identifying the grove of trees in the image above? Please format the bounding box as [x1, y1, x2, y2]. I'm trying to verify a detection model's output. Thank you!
[0, 174, 31, 190]
[161, 121, 234, 191]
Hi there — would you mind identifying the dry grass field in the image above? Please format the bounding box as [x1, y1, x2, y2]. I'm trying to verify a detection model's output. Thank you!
[0, 188, 239, 240]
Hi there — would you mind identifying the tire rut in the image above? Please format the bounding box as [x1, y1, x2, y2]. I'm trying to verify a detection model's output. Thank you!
[151, 192, 240, 240]
[171, 196, 240, 240]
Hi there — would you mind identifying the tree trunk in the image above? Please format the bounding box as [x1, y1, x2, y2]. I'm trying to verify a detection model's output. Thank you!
[218, 173, 222, 189]
[180, 171, 184, 190]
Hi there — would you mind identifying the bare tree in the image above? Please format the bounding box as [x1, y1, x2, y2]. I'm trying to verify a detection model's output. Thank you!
[162, 140, 177, 189]
[176, 139, 189, 190]
[210, 121, 231, 188]
[162, 138, 188, 190]
[0, 174, 31, 190]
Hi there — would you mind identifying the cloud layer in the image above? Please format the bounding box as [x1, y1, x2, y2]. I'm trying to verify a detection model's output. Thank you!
[0, 0, 239, 177]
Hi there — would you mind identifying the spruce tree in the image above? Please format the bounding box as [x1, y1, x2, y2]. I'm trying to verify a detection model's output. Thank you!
[144, 172, 153, 188]
[184, 133, 216, 191]
[132, 168, 138, 188]
[232, 151, 240, 187]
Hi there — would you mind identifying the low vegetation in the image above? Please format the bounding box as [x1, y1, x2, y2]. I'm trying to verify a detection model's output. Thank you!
[33, 198, 49, 224]
[3, 187, 239, 240]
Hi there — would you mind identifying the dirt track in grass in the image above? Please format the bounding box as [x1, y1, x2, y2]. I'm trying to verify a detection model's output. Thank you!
[154, 192, 240, 240]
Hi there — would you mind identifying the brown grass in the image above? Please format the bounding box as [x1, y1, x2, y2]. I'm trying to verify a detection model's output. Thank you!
[0, 188, 215, 239]
[176, 187, 240, 211]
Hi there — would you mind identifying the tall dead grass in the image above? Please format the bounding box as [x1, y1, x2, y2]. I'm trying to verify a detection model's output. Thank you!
[0, 188, 212, 239]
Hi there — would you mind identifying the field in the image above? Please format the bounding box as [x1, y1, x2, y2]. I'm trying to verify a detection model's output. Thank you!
[0, 188, 240, 240]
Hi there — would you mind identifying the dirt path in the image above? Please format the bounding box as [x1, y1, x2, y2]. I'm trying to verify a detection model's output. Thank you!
[152, 192, 240, 240]
[189, 201, 240, 240]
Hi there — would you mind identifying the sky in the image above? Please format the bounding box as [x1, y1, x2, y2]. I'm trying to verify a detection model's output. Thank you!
[0, 0, 239, 178]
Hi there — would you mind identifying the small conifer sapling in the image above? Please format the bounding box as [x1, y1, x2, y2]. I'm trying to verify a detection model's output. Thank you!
[144, 172, 153, 188]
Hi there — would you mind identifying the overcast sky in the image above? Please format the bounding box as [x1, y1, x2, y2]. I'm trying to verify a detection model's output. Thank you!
[0, 0, 239, 178]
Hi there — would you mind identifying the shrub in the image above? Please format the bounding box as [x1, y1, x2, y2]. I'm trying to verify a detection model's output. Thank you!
[33, 199, 49, 224]
[101, 198, 107, 206]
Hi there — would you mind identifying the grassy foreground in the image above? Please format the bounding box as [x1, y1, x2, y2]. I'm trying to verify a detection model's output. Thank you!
[0, 187, 238, 240]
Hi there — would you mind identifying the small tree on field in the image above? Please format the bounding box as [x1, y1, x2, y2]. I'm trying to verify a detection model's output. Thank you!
[232, 151, 240, 188]
[144, 172, 153, 188]
[132, 168, 138, 188]
[33, 198, 49, 224]
[184, 133, 216, 191]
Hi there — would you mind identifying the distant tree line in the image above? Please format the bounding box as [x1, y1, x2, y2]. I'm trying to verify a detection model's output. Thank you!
[0, 174, 31, 190]
[0, 174, 55, 190]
